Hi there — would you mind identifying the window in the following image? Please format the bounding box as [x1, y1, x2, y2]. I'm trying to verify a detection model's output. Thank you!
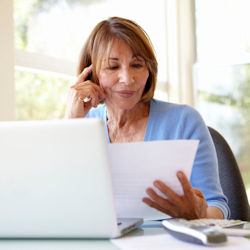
[194, 0, 250, 200]
[14, 0, 168, 120]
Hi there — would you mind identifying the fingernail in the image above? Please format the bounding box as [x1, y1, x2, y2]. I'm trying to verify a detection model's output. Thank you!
[177, 171, 183, 178]
[153, 181, 161, 188]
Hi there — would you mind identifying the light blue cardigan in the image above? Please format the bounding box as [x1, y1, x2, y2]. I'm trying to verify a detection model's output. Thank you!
[86, 99, 230, 218]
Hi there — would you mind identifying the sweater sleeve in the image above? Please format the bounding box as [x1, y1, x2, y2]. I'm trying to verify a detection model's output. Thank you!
[180, 106, 230, 219]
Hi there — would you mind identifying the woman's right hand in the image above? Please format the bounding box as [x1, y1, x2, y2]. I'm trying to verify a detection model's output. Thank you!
[65, 65, 106, 118]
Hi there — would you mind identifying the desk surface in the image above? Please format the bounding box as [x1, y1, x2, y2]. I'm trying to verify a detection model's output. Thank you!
[0, 223, 249, 250]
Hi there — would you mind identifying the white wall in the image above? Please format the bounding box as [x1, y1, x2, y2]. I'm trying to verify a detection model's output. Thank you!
[0, 0, 15, 120]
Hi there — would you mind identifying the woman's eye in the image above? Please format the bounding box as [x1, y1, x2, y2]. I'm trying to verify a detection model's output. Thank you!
[107, 66, 119, 70]
[132, 64, 143, 68]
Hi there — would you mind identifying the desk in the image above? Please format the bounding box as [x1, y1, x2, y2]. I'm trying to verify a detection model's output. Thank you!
[0, 223, 249, 250]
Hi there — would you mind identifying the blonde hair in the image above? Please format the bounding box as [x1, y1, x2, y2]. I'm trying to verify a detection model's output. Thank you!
[77, 16, 158, 103]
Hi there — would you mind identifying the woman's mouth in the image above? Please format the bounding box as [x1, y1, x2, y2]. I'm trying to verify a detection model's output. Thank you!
[115, 90, 136, 98]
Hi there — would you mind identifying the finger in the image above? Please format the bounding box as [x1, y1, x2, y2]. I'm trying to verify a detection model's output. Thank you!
[79, 90, 98, 105]
[145, 188, 177, 212]
[74, 65, 93, 85]
[90, 86, 106, 105]
[90, 88, 105, 107]
[177, 171, 195, 200]
[193, 188, 206, 199]
[153, 180, 182, 207]
[75, 82, 106, 101]
[75, 83, 103, 106]
[142, 197, 177, 217]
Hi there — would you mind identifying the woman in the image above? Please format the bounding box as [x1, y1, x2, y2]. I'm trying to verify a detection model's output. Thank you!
[65, 16, 230, 219]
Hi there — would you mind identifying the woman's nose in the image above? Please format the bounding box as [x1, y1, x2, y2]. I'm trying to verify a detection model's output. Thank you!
[118, 68, 135, 85]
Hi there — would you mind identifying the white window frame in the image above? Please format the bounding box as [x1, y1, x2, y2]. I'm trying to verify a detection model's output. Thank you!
[14, 49, 76, 79]
[0, 0, 15, 121]
[165, 0, 196, 106]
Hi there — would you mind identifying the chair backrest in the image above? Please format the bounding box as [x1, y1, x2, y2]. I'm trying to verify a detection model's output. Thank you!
[208, 127, 250, 221]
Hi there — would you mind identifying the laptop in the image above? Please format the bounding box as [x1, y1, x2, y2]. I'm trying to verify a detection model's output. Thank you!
[0, 118, 143, 238]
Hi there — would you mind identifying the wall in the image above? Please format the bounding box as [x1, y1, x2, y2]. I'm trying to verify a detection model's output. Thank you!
[0, 0, 15, 121]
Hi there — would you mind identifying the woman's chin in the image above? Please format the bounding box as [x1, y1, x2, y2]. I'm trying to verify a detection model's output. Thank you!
[105, 98, 141, 111]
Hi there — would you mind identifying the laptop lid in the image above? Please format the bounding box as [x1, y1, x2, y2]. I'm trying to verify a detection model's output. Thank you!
[0, 118, 136, 238]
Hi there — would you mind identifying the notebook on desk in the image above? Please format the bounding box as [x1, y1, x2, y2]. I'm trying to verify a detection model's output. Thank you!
[0, 118, 142, 238]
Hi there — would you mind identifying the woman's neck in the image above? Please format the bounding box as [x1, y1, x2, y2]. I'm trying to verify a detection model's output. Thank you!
[106, 101, 150, 128]
[106, 101, 150, 143]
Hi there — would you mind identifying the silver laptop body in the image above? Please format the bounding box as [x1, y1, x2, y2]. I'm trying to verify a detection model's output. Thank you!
[0, 118, 142, 238]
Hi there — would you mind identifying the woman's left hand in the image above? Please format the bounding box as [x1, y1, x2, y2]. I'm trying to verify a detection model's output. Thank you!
[142, 171, 208, 219]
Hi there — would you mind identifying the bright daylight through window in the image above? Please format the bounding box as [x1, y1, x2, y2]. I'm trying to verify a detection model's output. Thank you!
[14, 0, 167, 120]
[194, 0, 250, 200]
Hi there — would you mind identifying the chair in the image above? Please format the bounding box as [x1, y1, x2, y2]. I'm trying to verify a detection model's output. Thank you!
[208, 127, 250, 221]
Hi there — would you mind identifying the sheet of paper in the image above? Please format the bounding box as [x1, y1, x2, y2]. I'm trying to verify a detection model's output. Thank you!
[111, 227, 250, 250]
[108, 140, 199, 220]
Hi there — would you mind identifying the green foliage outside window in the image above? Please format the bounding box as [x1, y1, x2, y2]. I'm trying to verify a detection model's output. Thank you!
[15, 70, 71, 120]
[14, 0, 79, 120]
[198, 64, 250, 191]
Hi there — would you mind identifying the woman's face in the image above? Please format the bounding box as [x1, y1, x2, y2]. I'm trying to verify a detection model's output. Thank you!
[98, 39, 149, 110]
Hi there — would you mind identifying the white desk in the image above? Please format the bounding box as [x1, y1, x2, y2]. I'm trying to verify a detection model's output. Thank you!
[0, 223, 249, 250]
